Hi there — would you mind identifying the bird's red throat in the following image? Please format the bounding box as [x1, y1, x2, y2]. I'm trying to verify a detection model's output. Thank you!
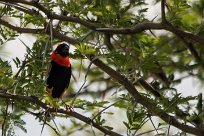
[51, 52, 70, 68]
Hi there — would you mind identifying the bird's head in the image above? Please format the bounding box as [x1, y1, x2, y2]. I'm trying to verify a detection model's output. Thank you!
[54, 42, 70, 57]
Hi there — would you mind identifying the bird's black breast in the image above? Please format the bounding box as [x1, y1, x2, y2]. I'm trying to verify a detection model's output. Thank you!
[46, 61, 71, 98]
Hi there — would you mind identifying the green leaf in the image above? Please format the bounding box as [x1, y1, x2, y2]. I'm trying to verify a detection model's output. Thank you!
[123, 121, 130, 129]
[103, 126, 113, 130]
[76, 44, 97, 55]
[88, 101, 109, 107]
[139, 8, 148, 14]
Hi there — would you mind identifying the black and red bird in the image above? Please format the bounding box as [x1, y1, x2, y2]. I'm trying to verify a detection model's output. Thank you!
[46, 42, 71, 98]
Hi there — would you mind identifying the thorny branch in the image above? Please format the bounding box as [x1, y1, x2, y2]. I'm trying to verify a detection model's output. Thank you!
[161, 0, 166, 23]
[89, 56, 204, 136]
[22, 108, 60, 135]
[0, 92, 122, 136]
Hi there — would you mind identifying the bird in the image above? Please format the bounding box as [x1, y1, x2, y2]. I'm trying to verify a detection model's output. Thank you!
[46, 42, 72, 100]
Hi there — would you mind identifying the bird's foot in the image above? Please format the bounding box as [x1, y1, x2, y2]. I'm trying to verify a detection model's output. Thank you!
[53, 107, 59, 112]
[64, 104, 74, 112]
[46, 86, 53, 96]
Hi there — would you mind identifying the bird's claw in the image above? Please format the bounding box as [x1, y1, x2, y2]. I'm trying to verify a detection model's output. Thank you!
[64, 104, 74, 111]
[53, 107, 58, 112]
[46, 87, 53, 96]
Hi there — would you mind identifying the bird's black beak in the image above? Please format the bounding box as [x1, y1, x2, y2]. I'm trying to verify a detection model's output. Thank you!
[61, 44, 70, 57]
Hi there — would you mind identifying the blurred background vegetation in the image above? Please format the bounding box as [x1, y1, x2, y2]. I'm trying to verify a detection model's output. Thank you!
[0, 0, 204, 135]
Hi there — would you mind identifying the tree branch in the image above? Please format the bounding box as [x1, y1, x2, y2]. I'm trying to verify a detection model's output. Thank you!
[0, 92, 122, 136]
[0, 18, 43, 33]
[96, 23, 204, 46]
[1, 17, 203, 135]
[0, 18, 80, 45]
[0, 1, 38, 15]
[176, 35, 204, 67]
[1, 0, 204, 46]
[1, 14, 204, 135]
[137, 79, 161, 97]
[161, 0, 167, 23]
[89, 56, 204, 136]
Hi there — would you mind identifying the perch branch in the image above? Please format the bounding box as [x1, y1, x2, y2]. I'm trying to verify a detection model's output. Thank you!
[0, 92, 122, 136]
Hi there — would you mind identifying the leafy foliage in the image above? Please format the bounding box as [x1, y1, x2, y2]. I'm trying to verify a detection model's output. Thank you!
[0, 0, 204, 136]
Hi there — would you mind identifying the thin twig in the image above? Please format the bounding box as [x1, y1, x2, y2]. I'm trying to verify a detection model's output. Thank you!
[51, 115, 60, 135]
[136, 127, 166, 136]
[164, 95, 180, 111]
[66, 124, 88, 135]
[78, 1, 94, 16]
[167, 116, 172, 136]
[133, 117, 149, 136]
[149, 116, 158, 134]
[161, 0, 166, 23]
[167, 123, 171, 136]
[49, 20, 53, 49]
[2, 100, 9, 136]
[44, 121, 60, 136]
[91, 102, 117, 121]
[23, 108, 61, 136]
[0, 5, 7, 18]
[0, 1, 37, 15]
[40, 108, 49, 136]
[40, 108, 60, 136]
[177, 35, 204, 67]
[80, 30, 94, 42]
[70, 57, 98, 106]
[14, 38, 30, 78]
[42, 32, 50, 68]
[40, 108, 61, 136]
[90, 125, 96, 136]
